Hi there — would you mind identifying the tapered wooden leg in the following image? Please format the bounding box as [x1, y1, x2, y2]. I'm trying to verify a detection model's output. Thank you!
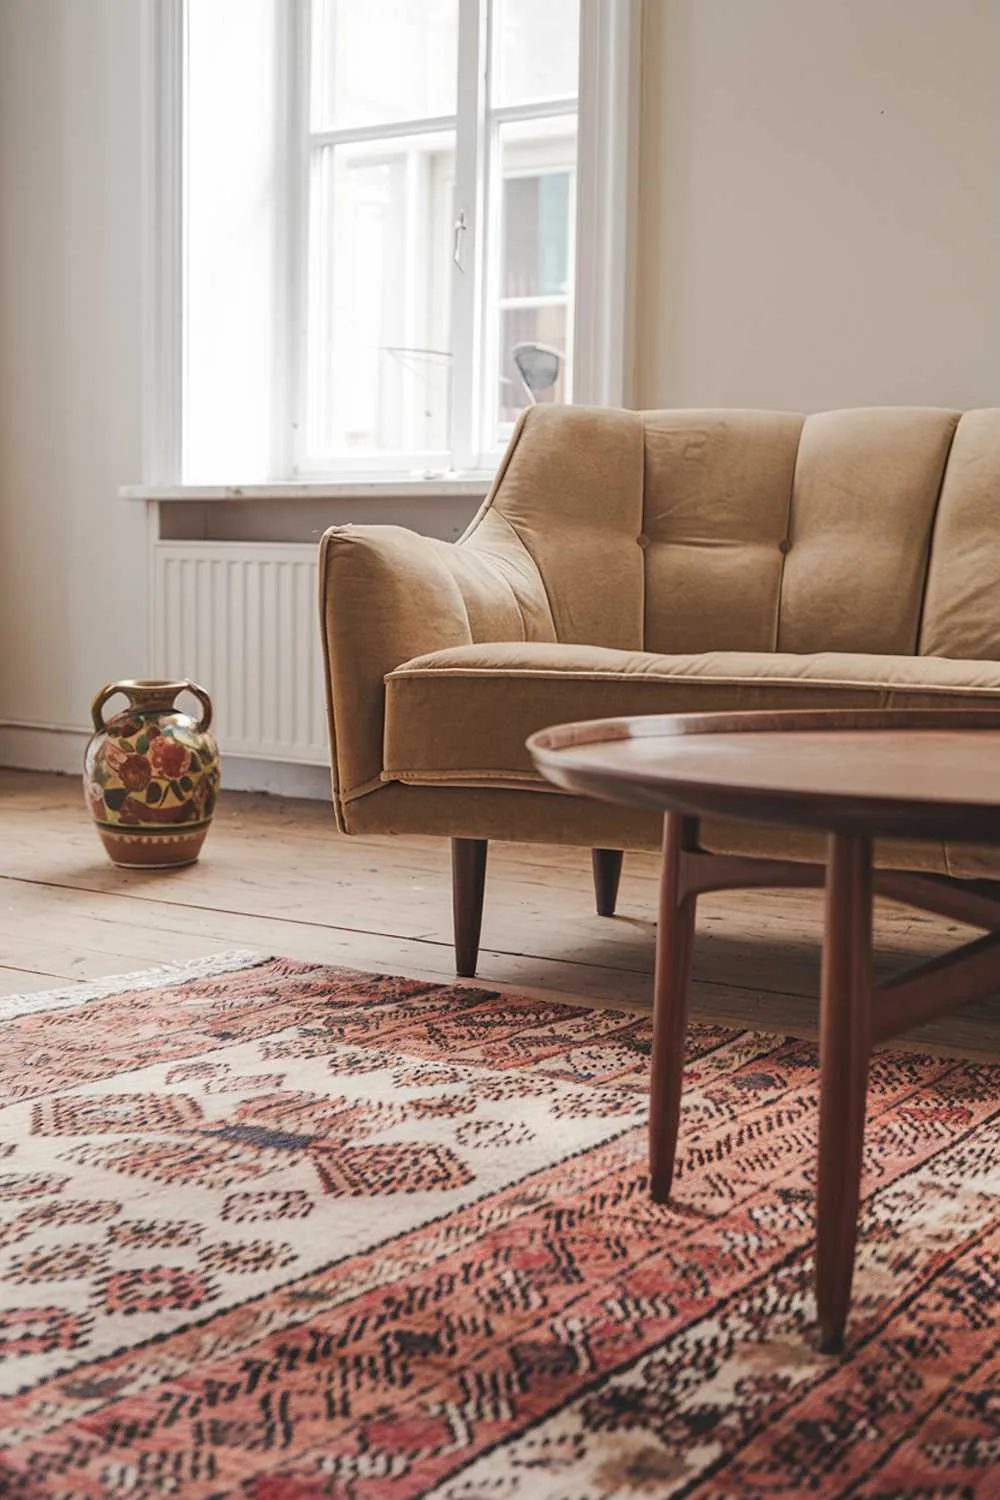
[649, 814, 699, 1203]
[452, 839, 488, 978]
[816, 833, 873, 1354]
[592, 849, 624, 917]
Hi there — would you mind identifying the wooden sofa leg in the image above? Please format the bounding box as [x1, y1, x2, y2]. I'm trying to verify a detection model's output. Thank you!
[452, 839, 488, 978]
[593, 848, 624, 917]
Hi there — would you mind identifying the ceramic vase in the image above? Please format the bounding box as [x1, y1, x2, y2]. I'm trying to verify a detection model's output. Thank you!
[84, 679, 220, 868]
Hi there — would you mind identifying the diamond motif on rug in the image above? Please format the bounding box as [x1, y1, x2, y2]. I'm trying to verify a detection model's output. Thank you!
[106, 1218, 204, 1250]
[60, 1135, 277, 1189]
[99, 1265, 218, 1316]
[0, 955, 998, 1498]
[0, 1171, 68, 1200]
[0, 1305, 88, 1357]
[197, 1237, 297, 1275]
[7, 1241, 108, 1283]
[311, 1139, 475, 1197]
[32, 1091, 204, 1135]
[221, 1187, 313, 1223]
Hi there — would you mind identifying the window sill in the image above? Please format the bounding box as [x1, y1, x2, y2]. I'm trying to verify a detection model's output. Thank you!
[119, 474, 495, 503]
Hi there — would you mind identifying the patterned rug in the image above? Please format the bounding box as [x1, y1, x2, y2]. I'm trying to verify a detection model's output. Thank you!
[1, 953, 998, 1498]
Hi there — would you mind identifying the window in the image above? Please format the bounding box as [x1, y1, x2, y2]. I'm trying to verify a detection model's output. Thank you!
[302, 0, 579, 473]
[147, 0, 638, 486]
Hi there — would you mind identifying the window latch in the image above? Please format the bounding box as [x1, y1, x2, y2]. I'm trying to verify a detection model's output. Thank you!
[453, 211, 468, 272]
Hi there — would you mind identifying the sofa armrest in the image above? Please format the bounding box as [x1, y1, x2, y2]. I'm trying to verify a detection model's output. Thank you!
[319, 522, 553, 824]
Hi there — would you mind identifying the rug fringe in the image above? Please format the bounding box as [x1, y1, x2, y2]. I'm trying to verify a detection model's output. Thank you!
[0, 949, 269, 1022]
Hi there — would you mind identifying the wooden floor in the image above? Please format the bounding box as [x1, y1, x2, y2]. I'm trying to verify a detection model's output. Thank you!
[3, 769, 1000, 1059]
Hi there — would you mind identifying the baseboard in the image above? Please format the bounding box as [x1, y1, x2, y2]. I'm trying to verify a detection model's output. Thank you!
[0, 722, 88, 776]
[0, 722, 333, 801]
[220, 758, 331, 800]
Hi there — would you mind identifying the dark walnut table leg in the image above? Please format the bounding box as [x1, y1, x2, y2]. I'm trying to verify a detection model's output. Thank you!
[816, 832, 874, 1354]
[650, 813, 700, 1203]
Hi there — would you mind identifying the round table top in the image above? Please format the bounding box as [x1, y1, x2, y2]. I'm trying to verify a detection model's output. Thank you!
[527, 709, 1000, 841]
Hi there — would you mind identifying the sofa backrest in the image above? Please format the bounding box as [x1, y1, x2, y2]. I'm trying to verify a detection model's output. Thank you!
[482, 403, 1000, 661]
[920, 409, 1000, 659]
[642, 405, 966, 659]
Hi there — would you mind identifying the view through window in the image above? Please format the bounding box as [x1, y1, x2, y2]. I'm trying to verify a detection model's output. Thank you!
[305, 0, 580, 469]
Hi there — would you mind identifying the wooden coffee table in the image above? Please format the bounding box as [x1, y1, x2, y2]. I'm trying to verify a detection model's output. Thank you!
[528, 709, 1000, 1352]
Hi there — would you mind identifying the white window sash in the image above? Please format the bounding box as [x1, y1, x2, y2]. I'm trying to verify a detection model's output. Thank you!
[273, 0, 309, 483]
[296, 110, 459, 476]
[574, 0, 642, 409]
[141, 0, 184, 486]
[448, 0, 488, 472]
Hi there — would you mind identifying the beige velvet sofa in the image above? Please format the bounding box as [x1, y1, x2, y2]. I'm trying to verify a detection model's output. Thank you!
[319, 404, 1000, 974]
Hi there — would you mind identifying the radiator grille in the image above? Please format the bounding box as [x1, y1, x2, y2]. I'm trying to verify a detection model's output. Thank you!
[152, 543, 328, 763]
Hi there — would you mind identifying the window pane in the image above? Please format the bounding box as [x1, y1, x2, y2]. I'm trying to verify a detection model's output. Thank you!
[307, 136, 454, 458]
[311, 0, 459, 131]
[498, 305, 568, 428]
[503, 173, 571, 299]
[492, 0, 580, 107]
[492, 119, 576, 443]
[184, 0, 280, 481]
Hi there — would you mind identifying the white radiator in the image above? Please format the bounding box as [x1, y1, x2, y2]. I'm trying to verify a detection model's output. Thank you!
[152, 543, 328, 764]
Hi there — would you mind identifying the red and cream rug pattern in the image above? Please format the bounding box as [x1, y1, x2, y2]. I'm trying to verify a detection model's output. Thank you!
[0, 953, 998, 1497]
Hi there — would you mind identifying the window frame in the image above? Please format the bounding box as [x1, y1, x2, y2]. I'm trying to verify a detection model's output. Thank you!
[140, 0, 641, 488]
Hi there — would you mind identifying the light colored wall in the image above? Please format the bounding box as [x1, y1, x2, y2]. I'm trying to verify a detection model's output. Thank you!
[0, 0, 145, 739]
[636, 0, 1000, 412]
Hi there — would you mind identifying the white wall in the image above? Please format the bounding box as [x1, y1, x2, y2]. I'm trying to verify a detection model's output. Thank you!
[636, 0, 1000, 412]
[0, 0, 145, 743]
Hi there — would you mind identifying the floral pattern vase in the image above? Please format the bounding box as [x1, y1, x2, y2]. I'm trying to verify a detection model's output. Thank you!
[84, 680, 220, 868]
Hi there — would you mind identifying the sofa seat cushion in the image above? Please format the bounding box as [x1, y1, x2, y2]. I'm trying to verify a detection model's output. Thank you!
[383, 641, 1000, 787]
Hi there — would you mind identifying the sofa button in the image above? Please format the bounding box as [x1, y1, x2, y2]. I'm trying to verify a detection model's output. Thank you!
[778, 538, 792, 555]
[636, 533, 651, 549]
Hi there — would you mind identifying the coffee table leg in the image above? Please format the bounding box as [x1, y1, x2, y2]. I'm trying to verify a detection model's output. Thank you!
[816, 832, 873, 1354]
[650, 812, 699, 1203]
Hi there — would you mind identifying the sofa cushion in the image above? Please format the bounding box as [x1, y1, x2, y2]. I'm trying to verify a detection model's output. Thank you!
[481, 404, 647, 651]
[919, 409, 1000, 660]
[775, 408, 960, 656]
[383, 641, 1000, 787]
[641, 410, 803, 655]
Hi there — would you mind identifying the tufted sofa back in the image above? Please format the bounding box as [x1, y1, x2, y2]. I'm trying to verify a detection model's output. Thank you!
[479, 404, 1000, 661]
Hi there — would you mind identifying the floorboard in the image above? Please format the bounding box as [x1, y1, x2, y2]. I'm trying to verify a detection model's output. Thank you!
[2, 768, 999, 1058]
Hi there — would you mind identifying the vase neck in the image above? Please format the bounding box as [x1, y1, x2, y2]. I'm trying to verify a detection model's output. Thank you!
[119, 680, 188, 714]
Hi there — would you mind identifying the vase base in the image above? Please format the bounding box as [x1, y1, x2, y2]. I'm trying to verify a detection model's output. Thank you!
[95, 827, 211, 869]
[105, 855, 202, 870]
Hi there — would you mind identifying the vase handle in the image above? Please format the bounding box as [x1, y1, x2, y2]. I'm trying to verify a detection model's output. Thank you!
[183, 681, 214, 733]
[91, 679, 213, 733]
[91, 682, 129, 733]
